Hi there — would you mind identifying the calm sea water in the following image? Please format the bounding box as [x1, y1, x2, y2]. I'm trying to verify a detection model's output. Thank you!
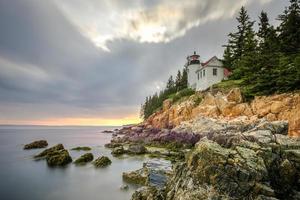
[0, 126, 150, 200]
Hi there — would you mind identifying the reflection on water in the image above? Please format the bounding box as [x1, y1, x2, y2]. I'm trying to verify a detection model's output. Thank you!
[0, 126, 151, 200]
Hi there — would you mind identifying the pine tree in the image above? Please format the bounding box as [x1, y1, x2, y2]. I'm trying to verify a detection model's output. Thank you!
[278, 0, 300, 55]
[223, 6, 256, 78]
[181, 68, 188, 89]
[175, 70, 182, 91]
[247, 11, 281, 96]
[166, 75, 175, 94]
[223, 46, 234, 69]
[258, 12, 279, 52]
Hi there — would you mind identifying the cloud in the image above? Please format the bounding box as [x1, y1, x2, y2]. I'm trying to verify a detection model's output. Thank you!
[0, 0, 285, 125]
[54, 0, 273, 51]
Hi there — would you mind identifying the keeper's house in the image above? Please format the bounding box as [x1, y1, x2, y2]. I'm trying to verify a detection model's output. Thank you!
[186, 52, 231, 91]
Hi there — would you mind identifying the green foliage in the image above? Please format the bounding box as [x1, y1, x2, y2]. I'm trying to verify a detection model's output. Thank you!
[278, 0, 300, 55]
[223, 6, 255, 72]
[171, 88, 195, 103]
[223, 2, 300, 98]
[141, 66, 190, 119]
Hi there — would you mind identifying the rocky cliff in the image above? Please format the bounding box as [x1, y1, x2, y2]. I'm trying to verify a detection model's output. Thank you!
[130, 119, 300, 200]
[145, 88, 300, 137]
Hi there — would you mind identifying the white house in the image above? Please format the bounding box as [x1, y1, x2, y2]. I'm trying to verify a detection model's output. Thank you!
[186, 52, 230, 91]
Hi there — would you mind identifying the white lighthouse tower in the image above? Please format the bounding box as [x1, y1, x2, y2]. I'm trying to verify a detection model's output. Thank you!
[186, 51, 201, 90]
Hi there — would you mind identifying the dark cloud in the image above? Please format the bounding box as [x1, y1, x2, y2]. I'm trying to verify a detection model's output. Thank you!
[0, 0, 288, 123]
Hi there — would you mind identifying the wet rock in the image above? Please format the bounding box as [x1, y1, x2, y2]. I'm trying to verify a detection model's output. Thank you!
[120, 184, 129, 190]
[111, 146, 126, 156]
[128, 144, 147, 155]
[131, 186, 165, 200]
[46, 149, 72, 166]
[34, 144, 64, 158]
[93, 156, 111, 167]
[123, 168, 148, 185]
[74, 153, 94, 164]
[71, 146, 91, 151]
[102, 130, 114, 133]
[104, 142, 123, 148]
[123, 159, 172, 187]
[134, 119, 298, 200]
[24, 140, 48, 149]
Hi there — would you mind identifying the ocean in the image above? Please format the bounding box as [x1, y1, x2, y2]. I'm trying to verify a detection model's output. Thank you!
[0, 126, 149, 200]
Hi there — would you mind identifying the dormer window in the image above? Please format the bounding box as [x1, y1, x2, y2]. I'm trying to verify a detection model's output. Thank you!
[213, 68, 217, 76]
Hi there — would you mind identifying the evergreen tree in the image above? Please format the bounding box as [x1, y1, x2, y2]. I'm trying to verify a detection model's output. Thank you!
[223, 46, 234, 69]
[249, 11, 281, 96]
[175, 70, 182, 91]
[166, 75, 175, 94]
[223, 7, 255, 69]
[278, 0, 300, 55]
[258, 11, 279, 59]
[181, 68, 188, 89]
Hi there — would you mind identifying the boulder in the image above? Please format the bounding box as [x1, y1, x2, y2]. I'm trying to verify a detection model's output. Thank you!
[128, 144, 147, 154]
[46, 149, 72, 166]
[123, 168, 148, 185]
[34, 144, 64, 158]
[111, 146, 126, 156]
[74, 153, 94, 164]
[131, 186, 164, 200]
[71, 146, 91, 151]
[104, 142, 122, 148]
[270, 101, 284, 114]
[226, 88, 243, 103]
[24, 140, 48, 149]
[93, 156, 111, 167]
[120, 184, 129, 190]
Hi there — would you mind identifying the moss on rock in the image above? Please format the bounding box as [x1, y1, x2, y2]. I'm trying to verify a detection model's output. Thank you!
[74, 153, 94, 164]
[24, 140, 48, 149]
[46, 149, 72, 166]
[71, 146, 91, 151]
[93, 156, 111, 168]
[34, 144, 64, 158]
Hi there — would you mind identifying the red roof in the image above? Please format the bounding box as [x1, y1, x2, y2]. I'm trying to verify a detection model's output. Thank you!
[201, 56, 218, 67]
[224, 68, 232, 77]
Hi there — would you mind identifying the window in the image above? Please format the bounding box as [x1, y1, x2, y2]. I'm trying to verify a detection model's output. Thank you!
[197, 72, 199, 80]
[200, 71, 202, 78]
[203, 69, 205, 77]
[213, 68, 217, 76]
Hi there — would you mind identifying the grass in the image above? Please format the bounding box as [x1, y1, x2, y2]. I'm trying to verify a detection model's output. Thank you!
[168, 88, 196, 104]
[212, 79, 244, 91]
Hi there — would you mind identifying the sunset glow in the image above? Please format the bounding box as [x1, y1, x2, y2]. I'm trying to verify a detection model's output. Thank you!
[0, 116, 141, 126]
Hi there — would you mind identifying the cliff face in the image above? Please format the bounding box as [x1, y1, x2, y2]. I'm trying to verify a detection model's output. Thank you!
[145, 88, 300, 137]
[130, 119, 300, 200]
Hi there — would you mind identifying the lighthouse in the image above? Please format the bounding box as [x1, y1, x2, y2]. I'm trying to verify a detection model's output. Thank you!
[186, 51, 201, 89]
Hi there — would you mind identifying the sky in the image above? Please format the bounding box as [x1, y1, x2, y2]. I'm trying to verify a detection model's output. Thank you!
[0, 0, 288, 126]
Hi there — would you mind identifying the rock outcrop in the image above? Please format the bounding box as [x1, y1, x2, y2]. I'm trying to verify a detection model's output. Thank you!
[74, 153, 94, 164]
[34, 144, 72, 166]
[71, 146, 91, 151]
[127, 144, 148, 155]
[24, 140, 48, 149]
[123, 159, 172, 187]
[46, 149, 72, 166]
[93, 156, 111, 167]
[144, 88, 300, 137]
[34, 144, 65, 158]
[132, 119, 300, 200]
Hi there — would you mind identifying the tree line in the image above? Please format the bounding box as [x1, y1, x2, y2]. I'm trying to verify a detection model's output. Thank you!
[223, 0, 300, 98]
[141, 68, 188, 119]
